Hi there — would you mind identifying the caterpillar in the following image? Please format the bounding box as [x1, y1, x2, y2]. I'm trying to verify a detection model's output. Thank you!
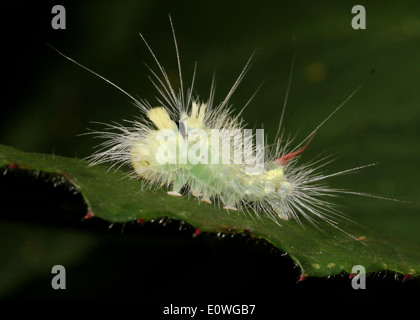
[50, 17, 380, 231]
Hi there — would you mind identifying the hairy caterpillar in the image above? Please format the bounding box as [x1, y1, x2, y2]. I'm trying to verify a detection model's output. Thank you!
[51, 17, 382, 232]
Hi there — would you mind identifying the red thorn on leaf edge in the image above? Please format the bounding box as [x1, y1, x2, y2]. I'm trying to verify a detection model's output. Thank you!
[298, 274, 306, 282]
[83, 212, 94, 221]
[403, 274, 411, 282]
[137, 218, 145, 224]
[9, 163, 18, 169]
[193, 228, 201, 237]
[349, 273, 356, 279]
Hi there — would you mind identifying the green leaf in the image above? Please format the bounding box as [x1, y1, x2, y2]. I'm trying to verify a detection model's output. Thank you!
[0, 143, 419, 278]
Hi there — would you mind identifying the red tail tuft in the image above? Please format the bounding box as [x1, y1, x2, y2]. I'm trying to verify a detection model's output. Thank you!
[276, 131, 317, 165]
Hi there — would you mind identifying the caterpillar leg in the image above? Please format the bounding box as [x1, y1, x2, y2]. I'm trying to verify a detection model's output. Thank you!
[167, 179, 184, 197]
[191, 189, 201, 198]
[223, 206, 238, 211]
[271, 203, 290, 220]
[223, 200, 238, 211]
[277, 212, 290, 220]
[167, 191, 182, 197]
[201, 197, 212, 204]
[200, 191, 212, 204]
[190, 188, 212, 204]
[190, 189, 212, 204]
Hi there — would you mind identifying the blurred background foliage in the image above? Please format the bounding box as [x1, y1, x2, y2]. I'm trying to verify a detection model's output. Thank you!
[1, 0, 419, 299]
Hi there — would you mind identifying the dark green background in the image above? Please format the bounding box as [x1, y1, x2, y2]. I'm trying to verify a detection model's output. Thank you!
[1, 1, 419, 301]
